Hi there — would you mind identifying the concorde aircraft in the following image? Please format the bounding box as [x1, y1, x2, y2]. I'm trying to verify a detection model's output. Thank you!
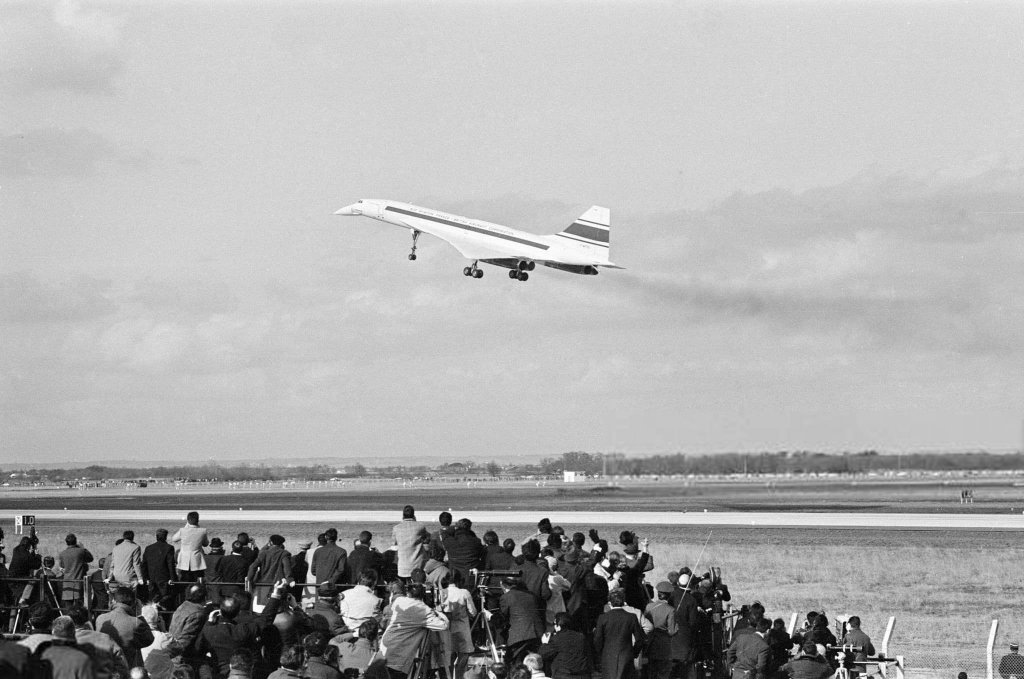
[335, 199, 623, 281]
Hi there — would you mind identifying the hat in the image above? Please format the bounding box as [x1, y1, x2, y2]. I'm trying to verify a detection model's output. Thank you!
[655, 581, 673, 594]
[269, 534, 285, 546]
[297, 540, 312, 550]
[209, 538, 224, 549]
[1011, 643, 1020, 651]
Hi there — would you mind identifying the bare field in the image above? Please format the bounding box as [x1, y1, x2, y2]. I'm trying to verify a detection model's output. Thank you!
[3, 478, 1021, 677]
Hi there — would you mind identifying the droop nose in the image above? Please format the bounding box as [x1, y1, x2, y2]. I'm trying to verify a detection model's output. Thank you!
[334, 203, 362, 216]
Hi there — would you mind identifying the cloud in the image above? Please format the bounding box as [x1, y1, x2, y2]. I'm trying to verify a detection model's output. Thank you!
[0, 127, 153, 178]
[0, 1, 124, 94]
[0, 271, 116, 324]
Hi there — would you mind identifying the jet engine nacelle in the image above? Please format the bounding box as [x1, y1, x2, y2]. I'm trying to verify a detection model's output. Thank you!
[542, 263, 599, 275]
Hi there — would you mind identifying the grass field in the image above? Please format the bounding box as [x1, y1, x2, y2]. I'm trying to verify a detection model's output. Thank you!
[3, 479, 1021, 679]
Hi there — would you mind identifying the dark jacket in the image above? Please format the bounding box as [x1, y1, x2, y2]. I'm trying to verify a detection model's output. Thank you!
[618, 551, 651, 610]
[346, 545, 384, 584]
[671, 590, 699, 661]
[483, 545, 516, 571]
[142, 541, 176, 586]
[594, 607, 647, 679]
[782, 654, 833, 679]
[727, 631, 769, 679]
[311, 543, 348, 586]
[500, 586, 545, 646]
[540, 627, 594, 679]
[519, 559, 552, 603]
[198, 595, 282, 676]
[215, 554, 250, 597]
[442, 528, 485, 582]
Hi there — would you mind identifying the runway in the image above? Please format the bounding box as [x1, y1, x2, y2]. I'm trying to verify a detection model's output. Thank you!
[4, 509, 1023, 530]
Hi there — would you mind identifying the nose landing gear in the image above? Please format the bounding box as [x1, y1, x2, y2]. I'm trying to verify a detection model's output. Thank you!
[408, 230, 421, 260]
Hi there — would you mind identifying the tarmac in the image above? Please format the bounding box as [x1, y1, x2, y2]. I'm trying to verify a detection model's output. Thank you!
[3, 509, 1023, 530]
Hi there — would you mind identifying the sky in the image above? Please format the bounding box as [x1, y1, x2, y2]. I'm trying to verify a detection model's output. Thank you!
[2, 1, 1024, 465]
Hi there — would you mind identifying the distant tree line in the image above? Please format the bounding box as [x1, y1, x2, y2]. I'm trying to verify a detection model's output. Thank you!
[3, 450, 1023, 485]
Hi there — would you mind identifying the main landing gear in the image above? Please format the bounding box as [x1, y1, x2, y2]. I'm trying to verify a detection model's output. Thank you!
[463, 261, 484, 279]
[408, 230, 421, 260]
[508, 270, 529, 281]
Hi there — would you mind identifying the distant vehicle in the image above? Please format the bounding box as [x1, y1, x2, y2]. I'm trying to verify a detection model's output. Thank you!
[335, 199, 624, 281]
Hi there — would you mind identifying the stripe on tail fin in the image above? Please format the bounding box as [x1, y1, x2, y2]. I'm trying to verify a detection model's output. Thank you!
[556, 206, 610, 249]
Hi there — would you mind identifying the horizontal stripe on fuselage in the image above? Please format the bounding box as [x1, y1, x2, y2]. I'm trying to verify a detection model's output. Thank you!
[556, 232, 609, 248]
[562, 221, 609, 243]
[385, 206, 550, 251]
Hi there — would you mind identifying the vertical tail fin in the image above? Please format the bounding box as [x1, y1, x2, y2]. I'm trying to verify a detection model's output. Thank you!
[555, 206, 611, 257]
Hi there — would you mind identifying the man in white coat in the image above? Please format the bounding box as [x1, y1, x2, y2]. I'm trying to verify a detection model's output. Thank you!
[171, 511, 208, 583]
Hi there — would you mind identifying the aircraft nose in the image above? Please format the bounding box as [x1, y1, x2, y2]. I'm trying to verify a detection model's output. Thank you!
[334, 203, 361, 216]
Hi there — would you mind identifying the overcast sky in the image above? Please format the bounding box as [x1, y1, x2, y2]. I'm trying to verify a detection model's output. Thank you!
[3, 1, 1024, 465]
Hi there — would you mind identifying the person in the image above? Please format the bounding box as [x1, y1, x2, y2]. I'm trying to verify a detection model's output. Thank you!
[392, 505, 428, 582]
[142, 529, 176, 607]
[269, 644, 306, 679]
[311, 528, 349, 588]
[305, 534, 328, 607]
[216, 541, 251, 600]
[58, 533, 93, 606]
[593, 589, 646, 679]
[303, 631, 342, 679]
[727, 617, 770, 679]
[644, 582, 678, 679]
[999, 643, 1024, 679]
[521, 519, 553, 553]
[518, 541, 552, 614]
[108, 530, 146, 589]
[840, 616, 875, 678]
[141, 603, 171, 662]
[440, 570, 477, 679]
[90, 557, 111, 610]
[340, 568, 384, 631]
[44, 615, 97, 678]
[228, 648, 256, 679]
[8, 535, 42, 608]
[539, 612, 593, 679]
[69, 603, 131, 679]
[21, 554, 63, 606]
[780, 642, 832, 679]
[97, 586, 155, 670]
[335, 619, 388, 679]
[197, 578, 289, 678]
[0, 636, 30, 676]
[172, 512, 209, 583]
[380, 583, 449, 679]
[544, 556, 572, 629]
[431, 512, 456, 557]
[169, 583, 210, 672]
[237, 533, 260, 568]
[249, 534, 293, 602]
[206, 538, 227, 602]
[523, 652, 552, 679]
[290, 540, 312, 600]
[310, 585, 346, 637]
[347, 531, 384, 585]
[443, 518, 485, 584]
[767, 618, 793, 679]
[501, 576, 546, 667]
[485, 536, 516, 571]
[18, 601, 58, 652]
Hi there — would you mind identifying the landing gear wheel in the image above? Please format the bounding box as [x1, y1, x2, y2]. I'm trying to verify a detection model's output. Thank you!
[409, 230, 421, 260]
[408, 254, 417, 261]
[463, 267, 473, 277]
[473, 269, 484, 279]
[509, 270, 519, 279]
[517, 272, 529, 281]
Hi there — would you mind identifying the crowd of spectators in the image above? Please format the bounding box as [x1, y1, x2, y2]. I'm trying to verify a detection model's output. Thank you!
[0, 507, 882, 679]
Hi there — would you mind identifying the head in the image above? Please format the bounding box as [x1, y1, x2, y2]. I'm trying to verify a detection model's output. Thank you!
[523, 654, 544, 673]
[325, 527, 338, 542]
[407, 583, 426, 601]
[619, 530, 636, 546]
[122, 530, 135, 542]
[155, 528, 168, 542]
[502, 538, 516, 554]
[439, 511, 452, 527]
[490, 665, 509, 679]
[269, 534, 285, 547]
[848, 616, 861, 629]
[773, 618, 786, 630]
[67, 604, 90, 628]
[186, 511, 199, 525]
[229, 649, 254, 675]
[521, 540, 540, 561]
[141, 604, 162, 629]
[28, 602, 56, 631]
[358, 569, 378, 588]
[113, 586, 136, 607]
[130, 669, 150, 679]
[554, 612, 571, 631]
[209, 537, 224, 551]
[42, 555, 55, 568]
[52, 615, 76, 641]
[279, 645, 305, 670]
[756, 618, 771, 634]
[456, 517, 472, 531]
[402, 504, 416, 519]
[358, 619, 380, 642]
[537, 518, 552, 534]
[1012, 643, 1020, 654]
[65, 533, 77, 546]
[233, 590, 253, 611]
[220, 597, 243, 621]
[546, 533, 563, 550]
[237, 532, 250, 544]
[410, 568, 426, 584]
[483, 530, 499, 546]
[801, 642, 818, 657]
[358, 530, 373, 545]
[317, 532, 327, 546]
[813, 613, 829, 628]
[387, 581, 406, 599]
[186, 583, 207, 604]
[501, 577, 519, 593]
[572, 532, 585, 548]
[656, 581, 673, 601]
[231, 540, 244, 554]
[510, 665, 532, 679]
[608, 589, 626, 608]
[303, 631, 329, 659]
